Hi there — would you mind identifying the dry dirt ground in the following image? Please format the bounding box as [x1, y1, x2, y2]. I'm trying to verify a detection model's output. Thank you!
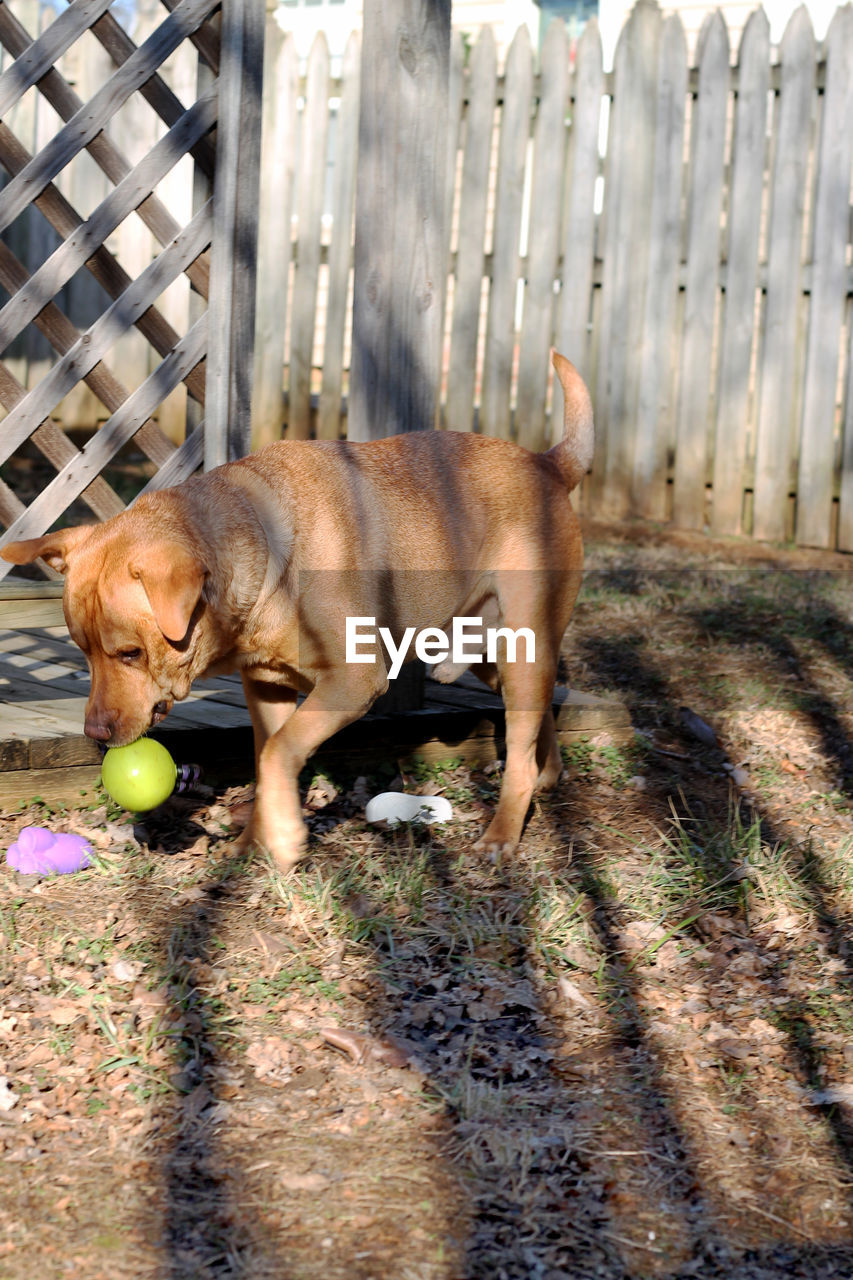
[2, 521, 853, 1279]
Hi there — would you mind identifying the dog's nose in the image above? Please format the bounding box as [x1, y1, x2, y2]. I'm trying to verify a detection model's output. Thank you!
[84, 713, 116, 742]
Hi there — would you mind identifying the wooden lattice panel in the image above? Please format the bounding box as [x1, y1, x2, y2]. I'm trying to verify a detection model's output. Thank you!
[0, 0, 231, 579]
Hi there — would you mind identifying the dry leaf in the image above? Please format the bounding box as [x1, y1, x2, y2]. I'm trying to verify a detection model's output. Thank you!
[246, 1037, 291, 1079]
[253, 930, 293, 957]
[305, 777, 338, 810]
[280, 1171, 330, 1192]
[557, 977, 593, 1010]
[111, 959, 144, 983]
[320, 1026, 411, 1069]
[47, 1002, 82, 1027]
[621, 920, 668, 954]
[716, 1039, 753, 1062]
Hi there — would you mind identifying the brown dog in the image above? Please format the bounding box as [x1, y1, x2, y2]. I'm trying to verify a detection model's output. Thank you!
[1, 353, 592, 869]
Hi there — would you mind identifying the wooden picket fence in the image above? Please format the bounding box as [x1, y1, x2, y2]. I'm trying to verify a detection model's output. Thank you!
[3, 1, 853, 552]
[256, 1, 853, 550]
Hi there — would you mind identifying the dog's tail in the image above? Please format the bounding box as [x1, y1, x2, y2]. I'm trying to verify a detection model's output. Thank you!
[546, 351, 594, 492]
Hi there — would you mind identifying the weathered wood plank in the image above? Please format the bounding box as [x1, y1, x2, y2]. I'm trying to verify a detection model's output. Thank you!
[348, 0, 451, 441]
[840, 325, 853, 552]
[253, 24, 298, 449]
[632, 13, 688, 520]
[595, 0, 662, 515]
[671, 10, 730, 530]
[479, 25, 533, 442]
[0, 316, 207, 549]
[289, 33, 331, 441]
[752, 6, 816, 542]
[0, 88, 217, 353]
[711, 7, 770, 537]
[555, 18, 603, 393]
[0, 201, 212, 467]
[0, 694, 89, 738]
[0, 764, 103, 810]
[438, 26, 465, 403]
[139, 426, 205, 495]
[445, 25, 496, 433]
[516, 19, 570, 451]
[88, 6, 216, 179]
[0, 596, 66, 630]
[0, 0, 114, 117]
[205, 0, 264, 466]
[795, 3, 853, 548]
[0, 0, 220, 235]
[317, 31, 361, 442]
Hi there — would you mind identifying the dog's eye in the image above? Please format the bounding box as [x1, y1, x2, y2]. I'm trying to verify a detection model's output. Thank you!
[117, 648, 143, 664]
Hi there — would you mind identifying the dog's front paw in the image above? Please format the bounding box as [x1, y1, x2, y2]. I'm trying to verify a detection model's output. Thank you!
[473, 827, 520, 861]
[231, 815, 308, 874]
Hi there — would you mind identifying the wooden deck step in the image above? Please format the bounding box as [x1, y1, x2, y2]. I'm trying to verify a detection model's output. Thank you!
[0, 622, 632, 810]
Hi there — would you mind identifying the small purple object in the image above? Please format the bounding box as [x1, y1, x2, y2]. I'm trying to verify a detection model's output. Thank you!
[6, 826, 93, 875]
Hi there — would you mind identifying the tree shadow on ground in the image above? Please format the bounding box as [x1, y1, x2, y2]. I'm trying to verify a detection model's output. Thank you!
[129, 846, 293, 1279]
[131, 562, 853, 1277]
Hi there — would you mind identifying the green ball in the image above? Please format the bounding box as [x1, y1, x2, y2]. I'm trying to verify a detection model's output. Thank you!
[101, 739, 176, 811]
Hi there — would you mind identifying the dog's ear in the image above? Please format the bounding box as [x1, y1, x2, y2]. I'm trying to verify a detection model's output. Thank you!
[0, 525, 95, 573]
[129, 543, 208, 644]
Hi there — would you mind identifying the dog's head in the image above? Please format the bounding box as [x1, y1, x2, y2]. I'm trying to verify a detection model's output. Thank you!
[2, 521, 209, 746]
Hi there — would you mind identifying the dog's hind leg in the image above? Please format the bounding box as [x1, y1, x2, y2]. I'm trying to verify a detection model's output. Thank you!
[473, 658, 558, 857]
[535, 707, 563, 791]
[472, 659, 561, 792]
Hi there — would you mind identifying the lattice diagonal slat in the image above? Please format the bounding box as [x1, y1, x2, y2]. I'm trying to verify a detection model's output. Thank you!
[0, 0, 212, 293]
[0, 120, 207, 416]
[0, 0, 219, 234]
[0, 0, 234, 574]
[0, 86, 218, 352]
[0, 201, 213, 464]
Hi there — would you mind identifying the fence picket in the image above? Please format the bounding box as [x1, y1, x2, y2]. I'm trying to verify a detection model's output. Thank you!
[631, 13, 687, 519]
[711, 7, 770, 537]
[555, 18, 603, 397]
[516, 19, 569, 451]
[252, 26, 297, 447]
[317, 30, 360, 442]
[796, 3, 853, 548]
[446, 25, 496, 433]
[671, 10, 730, 529]
[480, 24, 533, 441]
[288, 32, 330, 441]
[595, 0, 662, 516]
[752, 5, 816, 542]
[840, 327, 853, 552]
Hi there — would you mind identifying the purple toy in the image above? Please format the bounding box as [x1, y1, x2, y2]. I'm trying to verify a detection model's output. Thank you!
[6, 826, 93, 875]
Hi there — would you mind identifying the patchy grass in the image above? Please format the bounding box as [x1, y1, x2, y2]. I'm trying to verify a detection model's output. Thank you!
[3, 525, 853, 1277]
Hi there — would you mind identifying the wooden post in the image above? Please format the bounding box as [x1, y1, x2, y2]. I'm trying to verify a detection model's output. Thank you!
[348, 0, 451, 712]
[348, 0, 450, 442]
[205, 0, 264, 467]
